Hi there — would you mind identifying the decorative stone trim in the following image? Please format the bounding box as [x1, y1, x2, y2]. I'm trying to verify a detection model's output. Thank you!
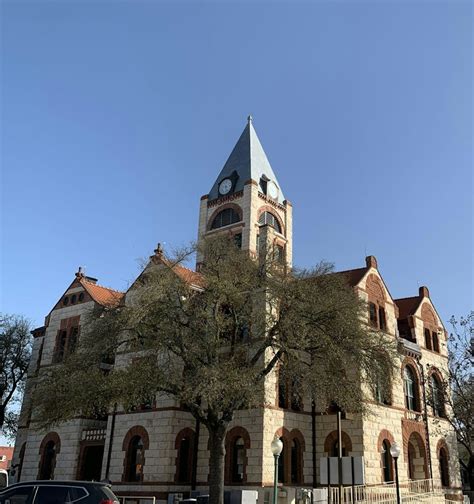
[207, 191, 244, 208]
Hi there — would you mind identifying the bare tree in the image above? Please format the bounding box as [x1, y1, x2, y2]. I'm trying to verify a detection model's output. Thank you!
[0, 314, 32, 438]
[34, 236, 396, 504]
[448, 313, 473, 489]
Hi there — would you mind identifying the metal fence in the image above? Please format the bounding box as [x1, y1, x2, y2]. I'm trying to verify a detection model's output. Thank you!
[328, 478, 445, 503]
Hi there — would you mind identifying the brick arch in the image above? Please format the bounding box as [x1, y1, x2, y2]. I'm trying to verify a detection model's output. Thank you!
[324, 430, 352, 454]
[174, 428, 196, 484]
[366, 274, 386, 303]
[121, 425, 150, 483]
[400, 357, 421, 383]
[257, 206, 285, 234]
[427, 366, 445, 382]
[404, 431, 429, 479]
[274, 426, 291, 440]
[377, 429, 395, 452]
[122, 425, 150, 451]
[289, 429, 305, 485]
[37, 432, 61, 479]
[437, 439, 450, 487]
[207, 203, 243, 231]
[421, 303, 437, 328]
[289, 429, 306, 451]
[225, 426, 251, 484]
[226, 426, 251, 448]
[436, 439, 450, 460]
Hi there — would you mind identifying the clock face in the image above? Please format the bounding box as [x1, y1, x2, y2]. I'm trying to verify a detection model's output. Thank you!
[268, 182, 279, 199]
[219, 178, 232, 195]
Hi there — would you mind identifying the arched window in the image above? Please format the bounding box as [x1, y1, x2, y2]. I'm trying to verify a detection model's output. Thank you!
[431, 375, 445, 417]
[258, 211, 282, 233]
[231, 437, 245, 483]
[277, 438, 285, 483]
[225, 427, 250, 485]
[404, 365, 419, 411]
[176, 433, 194, 483]
[126, 436, 145, 482]
[38, 433, 60, 480]
[211, 208, 241, 229]
[439, 447, 450, 487]
[17, 443, 26, 481]
[331, 440, 348, 457]
[39, 441, 56, 480]
[381, 440, 393, 482]
[290, 439, 302, 484]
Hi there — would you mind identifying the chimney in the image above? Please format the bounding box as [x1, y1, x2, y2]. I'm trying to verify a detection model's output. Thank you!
[365, 255, 378, 269]
[419, 286, 430, 298]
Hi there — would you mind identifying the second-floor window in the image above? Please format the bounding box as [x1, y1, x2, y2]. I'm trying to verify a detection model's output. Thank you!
[369, 302, 387, 331]
[403, 365, 419, 411]
[53, 325, 79, 363]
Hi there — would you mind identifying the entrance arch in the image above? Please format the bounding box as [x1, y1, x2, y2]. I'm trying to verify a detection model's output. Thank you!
[406, 432, 428, 480]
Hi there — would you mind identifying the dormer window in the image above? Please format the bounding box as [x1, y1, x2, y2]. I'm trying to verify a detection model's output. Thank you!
[211, 208, 241, 229]
[258, 211, 282, 233]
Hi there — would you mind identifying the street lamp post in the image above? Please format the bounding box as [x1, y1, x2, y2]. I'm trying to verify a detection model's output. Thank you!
[271, 436, 283, 504]
[390, 442, 401, 504]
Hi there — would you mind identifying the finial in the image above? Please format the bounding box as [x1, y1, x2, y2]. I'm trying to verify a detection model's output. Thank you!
[75, 266, 84, 278]
[154, 243, 164, 258]
[247, 114, 253, 124]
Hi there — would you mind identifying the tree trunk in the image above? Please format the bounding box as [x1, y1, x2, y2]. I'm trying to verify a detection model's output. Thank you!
[0, 405, 5, 430]
[207, 424, 227, 504]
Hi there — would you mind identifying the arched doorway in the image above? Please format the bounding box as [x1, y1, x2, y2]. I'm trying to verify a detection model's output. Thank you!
[406, 432, 427, 480]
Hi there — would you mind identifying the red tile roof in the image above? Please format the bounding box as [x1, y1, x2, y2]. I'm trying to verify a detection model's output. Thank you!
[172, 264, 205, 288]
[0, 447, 13, 470]
[395, 296, 422, 319]
[80, 279, 124, 307]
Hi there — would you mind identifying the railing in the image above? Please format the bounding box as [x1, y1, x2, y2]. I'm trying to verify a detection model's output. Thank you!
[119, 497, 156, 504]
[328, 478, 443, 503]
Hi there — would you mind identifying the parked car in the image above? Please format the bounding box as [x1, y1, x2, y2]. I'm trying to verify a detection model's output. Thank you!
[0, 480, 120, 504]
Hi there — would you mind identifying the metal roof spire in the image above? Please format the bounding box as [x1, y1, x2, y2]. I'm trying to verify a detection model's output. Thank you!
[208, 117, 285, 203]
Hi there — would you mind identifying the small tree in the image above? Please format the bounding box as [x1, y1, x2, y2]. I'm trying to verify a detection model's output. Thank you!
[0, 314, 32, 438]
[34, 237, 396, 504]
[447, 313, 473, 489]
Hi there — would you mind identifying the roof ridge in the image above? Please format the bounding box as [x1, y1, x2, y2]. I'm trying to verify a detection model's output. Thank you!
[81, 278, 124, 294]
[394, 295, 420, 302]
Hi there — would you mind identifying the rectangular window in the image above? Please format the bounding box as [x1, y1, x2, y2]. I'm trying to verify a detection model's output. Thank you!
[378, 307, 387, 331]
[234, 233, 242, 249]
[424, 329, 432, 350]
[369, 303, 378, 326]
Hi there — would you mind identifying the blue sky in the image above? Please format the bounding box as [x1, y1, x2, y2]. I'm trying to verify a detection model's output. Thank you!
[1, 1, 472, 332]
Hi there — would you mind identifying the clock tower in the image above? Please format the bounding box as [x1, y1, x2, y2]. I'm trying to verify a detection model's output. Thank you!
[197, 116, 292, 267]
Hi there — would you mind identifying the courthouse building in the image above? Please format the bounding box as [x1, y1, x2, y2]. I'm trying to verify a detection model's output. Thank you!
[12, 118, 462, 501]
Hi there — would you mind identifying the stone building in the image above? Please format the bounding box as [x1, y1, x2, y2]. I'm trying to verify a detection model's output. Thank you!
[11, 118, 462, 501]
